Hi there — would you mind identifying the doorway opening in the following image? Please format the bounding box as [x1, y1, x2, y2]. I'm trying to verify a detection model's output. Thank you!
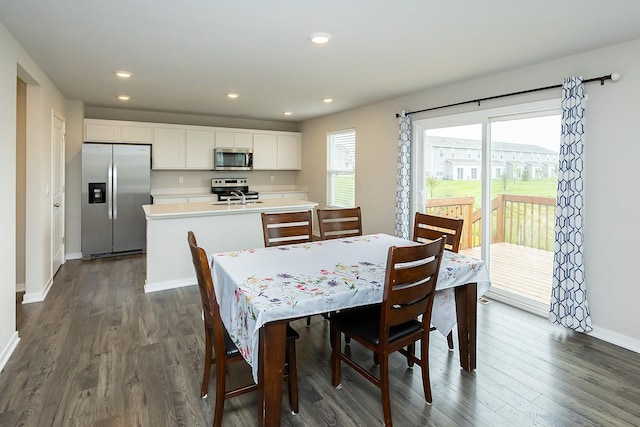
[414, 100, 561, 315]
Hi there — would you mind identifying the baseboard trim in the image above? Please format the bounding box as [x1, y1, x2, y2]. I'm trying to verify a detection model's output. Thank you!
[590, 326, 640, 354]
[15, 282, 25, 293]
[486, 291, 639, 354]
[65, 252, 82, 260]
[0, 332, 20, 373]
[144, 277, 196, 293]
[21, 276, 54, 304]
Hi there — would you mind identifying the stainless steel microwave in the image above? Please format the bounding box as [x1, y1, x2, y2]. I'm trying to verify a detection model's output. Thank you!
[213, 147, 253, 171]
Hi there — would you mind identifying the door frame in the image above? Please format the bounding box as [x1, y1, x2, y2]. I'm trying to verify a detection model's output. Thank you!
[51, 110, 65, 276]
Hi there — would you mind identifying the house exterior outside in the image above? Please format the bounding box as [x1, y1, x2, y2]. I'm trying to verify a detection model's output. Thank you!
[424, 136, 559, 180]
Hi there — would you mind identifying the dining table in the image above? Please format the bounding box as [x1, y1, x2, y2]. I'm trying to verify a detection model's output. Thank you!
[211, 233, 490, 426]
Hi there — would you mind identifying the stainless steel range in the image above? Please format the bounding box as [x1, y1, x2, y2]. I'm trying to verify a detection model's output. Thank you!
[211, 178, 259, 202]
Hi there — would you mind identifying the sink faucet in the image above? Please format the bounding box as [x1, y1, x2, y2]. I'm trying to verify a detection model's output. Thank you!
[230, 190, 246, 205]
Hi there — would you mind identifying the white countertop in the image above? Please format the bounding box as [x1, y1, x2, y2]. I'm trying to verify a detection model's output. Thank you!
[143, 198, 318, 219]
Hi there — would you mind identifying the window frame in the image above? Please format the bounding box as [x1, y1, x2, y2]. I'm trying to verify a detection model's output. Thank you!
[326, 129, 356, 208]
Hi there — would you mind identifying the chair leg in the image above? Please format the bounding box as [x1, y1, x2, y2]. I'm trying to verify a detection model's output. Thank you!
[201, 326, 212, 398]
[420, 337, 432, 404]
[286, 340, 299, 414]
[379, 353, 393, 427]
[213, 353, 227, 427]
[406, 343, 415, 367]
[306, 315, 311, 327]
[446, 331, 454, 351]
[330, 324, 342, 388]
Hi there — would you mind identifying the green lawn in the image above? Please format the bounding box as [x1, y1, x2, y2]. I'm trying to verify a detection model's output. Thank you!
[428, 177, 557, 209]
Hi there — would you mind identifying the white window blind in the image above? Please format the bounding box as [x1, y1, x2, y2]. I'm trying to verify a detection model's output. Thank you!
[327, 130, 355, 208]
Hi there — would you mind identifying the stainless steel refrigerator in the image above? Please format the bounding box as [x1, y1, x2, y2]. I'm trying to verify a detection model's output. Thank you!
[81, 143, 151, 258]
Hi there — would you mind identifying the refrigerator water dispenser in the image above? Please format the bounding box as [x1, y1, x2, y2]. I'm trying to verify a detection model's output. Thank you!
[88, 182, 106, 204]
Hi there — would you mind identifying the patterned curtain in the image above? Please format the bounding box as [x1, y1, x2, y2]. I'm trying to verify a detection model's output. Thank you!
[549, 76, 592, 332]
[395, 111, 411, 239]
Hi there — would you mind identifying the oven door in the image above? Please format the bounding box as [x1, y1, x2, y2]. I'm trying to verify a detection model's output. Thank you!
[214, 148, 253, 170]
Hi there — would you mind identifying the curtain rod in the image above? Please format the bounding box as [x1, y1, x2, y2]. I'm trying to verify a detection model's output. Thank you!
[395, 74, 617, 118]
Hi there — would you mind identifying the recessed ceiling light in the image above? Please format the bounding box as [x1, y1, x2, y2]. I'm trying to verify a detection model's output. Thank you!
[115, 71, 133, 78]
[283, 111, 293, 116]
[227, 93, 239, 99]
[309, 32, 332, 44]
[117, 95, 130, 101]
[323, 98, 334, 103]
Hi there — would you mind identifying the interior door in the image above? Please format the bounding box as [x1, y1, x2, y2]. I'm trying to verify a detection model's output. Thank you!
[52, 112, 65, 274]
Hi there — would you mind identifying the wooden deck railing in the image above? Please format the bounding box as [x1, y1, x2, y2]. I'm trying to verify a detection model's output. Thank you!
[425, 194, 556, 251]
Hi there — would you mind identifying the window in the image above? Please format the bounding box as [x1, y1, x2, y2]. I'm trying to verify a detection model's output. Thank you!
[439, 148, 444, 158]
[327, 129, 356, 207]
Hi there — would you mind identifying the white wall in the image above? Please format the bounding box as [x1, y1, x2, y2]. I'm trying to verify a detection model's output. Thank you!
[298, 38, 640, 351]
[0, 21, 66, 370]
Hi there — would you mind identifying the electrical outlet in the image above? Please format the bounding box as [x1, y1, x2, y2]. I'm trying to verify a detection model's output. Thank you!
[178, 176, 184, 184]
[270, 175, 275, 182]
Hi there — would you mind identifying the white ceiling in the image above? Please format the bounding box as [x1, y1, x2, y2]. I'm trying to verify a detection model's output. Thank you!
[2, 1, 640, 122]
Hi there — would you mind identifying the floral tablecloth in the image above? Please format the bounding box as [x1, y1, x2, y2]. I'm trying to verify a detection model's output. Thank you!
[211, 233, 490, 383]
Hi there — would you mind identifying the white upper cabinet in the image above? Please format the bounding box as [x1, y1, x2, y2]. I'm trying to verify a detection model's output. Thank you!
[153, 127, 186, 169]
[186, 129, 214, 169]
[215, 131, 253, 148]
[253, 133, 301, 170]
[121, 126, 153, 142]
[252, 134, 278, 170]
[276, 134, 302, 170]
[85, 119, 152, 142]
[84, 119, 300, 171]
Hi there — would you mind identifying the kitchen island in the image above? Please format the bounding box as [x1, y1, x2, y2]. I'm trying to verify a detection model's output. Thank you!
[142, 198, 318, 293]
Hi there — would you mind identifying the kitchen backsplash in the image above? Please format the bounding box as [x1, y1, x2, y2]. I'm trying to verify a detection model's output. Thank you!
[151, 170, 298, 192]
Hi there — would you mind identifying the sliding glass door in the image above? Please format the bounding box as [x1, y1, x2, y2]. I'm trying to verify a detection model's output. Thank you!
[414, 100, 560, 314]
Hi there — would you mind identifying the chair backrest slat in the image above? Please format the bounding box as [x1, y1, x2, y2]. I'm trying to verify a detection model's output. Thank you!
[413, 212, 463, 253]
[262, 211, 313, 246]
[317, 207, 362, 240]
[381, 237, 446, 331]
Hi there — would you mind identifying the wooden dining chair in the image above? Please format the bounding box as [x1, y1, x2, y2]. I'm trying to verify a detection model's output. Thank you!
[187, 231, 300, 426]
[261, 210, 313, 247]
[329, 237, 447, 427]
[317, 207, 362, 240]
[413, 212, 464, 350]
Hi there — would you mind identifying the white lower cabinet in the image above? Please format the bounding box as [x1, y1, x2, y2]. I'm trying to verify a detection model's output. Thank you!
[153, 197, 189, 205]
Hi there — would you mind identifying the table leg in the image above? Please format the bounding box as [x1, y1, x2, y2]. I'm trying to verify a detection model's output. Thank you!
[258, 320, 287, 427]
[454, 283, 478, 372]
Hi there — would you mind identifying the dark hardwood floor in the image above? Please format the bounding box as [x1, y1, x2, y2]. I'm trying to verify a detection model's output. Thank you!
[1, 255, 639, 426]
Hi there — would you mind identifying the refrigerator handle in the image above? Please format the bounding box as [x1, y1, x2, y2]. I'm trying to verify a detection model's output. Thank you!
[113, 162, 118, 220]
[107, 161, 113, 220]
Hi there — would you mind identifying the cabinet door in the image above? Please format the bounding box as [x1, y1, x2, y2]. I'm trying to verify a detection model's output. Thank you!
[277, 135, 301, 170]
[85, 123, 122, 142]
[258, 193, 283, 200]
[188, 196, 216, 203]
[153, 197, 188, 205]
[281, 192, 308, 200]
[186, 129, 214, 169]
[215, 131, 253, 148]
[252, 134, 278, 170]
[122, 126, 153, 142]
[234, 132, 253, 148]
[153, 128, 186, 169]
